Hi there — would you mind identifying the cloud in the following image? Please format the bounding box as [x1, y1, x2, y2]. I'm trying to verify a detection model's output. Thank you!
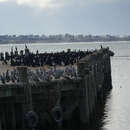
[16, 0, 61, 8]
[0, 0, 121, 9]
[0, 0, 62, 8]
[94, 0, 120, 3]
[0, 0, 8, 2]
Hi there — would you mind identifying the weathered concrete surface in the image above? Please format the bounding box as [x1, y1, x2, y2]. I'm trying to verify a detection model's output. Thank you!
[0, 48, 114, 130]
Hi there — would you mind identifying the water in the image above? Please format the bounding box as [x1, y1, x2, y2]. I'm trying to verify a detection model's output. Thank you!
[0, 41, 130, 130]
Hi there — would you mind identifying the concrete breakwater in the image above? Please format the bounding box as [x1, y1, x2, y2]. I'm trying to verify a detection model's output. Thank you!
[0, 47, 114, 130]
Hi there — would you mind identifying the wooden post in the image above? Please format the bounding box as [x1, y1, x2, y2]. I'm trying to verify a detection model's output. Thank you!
[79, 75, 90, 124]
[0, 119, 2, 130]
[17, 67, 33, 130]
[2, 105, 6, 130]
[17, 67, 33, 111]
[78, 61, 90, 124]
[11, 104, 16, 130]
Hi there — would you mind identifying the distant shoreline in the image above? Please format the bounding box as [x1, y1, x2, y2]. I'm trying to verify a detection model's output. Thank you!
[0, 34, 130, 44]
[0, 40, 130, 45]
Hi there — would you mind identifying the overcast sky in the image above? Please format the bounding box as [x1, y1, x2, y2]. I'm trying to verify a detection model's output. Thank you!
[0, 0, 130, 35]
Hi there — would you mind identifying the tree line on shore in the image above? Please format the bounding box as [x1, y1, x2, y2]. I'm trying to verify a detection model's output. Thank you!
[0, 34, 130, 44]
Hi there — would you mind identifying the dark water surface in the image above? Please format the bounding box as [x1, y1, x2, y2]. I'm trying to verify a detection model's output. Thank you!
[0, 41, 130, 130]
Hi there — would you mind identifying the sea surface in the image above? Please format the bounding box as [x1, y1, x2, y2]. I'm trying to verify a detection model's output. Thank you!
[0, 41, 130, 130]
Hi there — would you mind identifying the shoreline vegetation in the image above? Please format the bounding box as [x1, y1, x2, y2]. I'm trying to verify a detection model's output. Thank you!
[0, 34, 130, 44]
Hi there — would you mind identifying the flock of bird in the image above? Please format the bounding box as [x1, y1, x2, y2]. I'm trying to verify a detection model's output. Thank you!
[0, 65, 78, 85]
[0, 46, 92, 85]
[0, 46, 92, 66]
[0, 69, 18, 84]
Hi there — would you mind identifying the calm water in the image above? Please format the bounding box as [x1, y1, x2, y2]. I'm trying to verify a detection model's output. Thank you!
[0, 41, 130, 130]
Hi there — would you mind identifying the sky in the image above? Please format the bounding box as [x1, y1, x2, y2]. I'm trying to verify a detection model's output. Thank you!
[0, 0, 130, 35]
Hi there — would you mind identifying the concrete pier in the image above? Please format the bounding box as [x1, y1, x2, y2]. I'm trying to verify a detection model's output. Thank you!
[0, 48, 114, 130]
